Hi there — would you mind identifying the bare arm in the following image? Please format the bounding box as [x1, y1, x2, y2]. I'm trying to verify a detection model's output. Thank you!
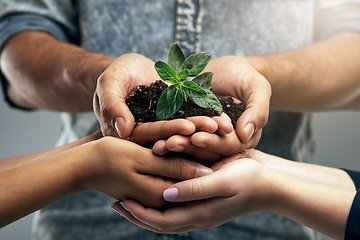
[0, 131, 102, 172]
[0, 31, 115, 112]
[248, 32, 360, 111]
[1, 31, 160, 138]
[0, 133, 212, 228]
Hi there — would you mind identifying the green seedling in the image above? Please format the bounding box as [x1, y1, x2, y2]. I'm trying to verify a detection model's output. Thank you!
[155, 43, 223, 120]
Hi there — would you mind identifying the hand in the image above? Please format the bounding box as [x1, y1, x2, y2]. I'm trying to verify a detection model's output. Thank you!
[205, 55, 271, 146]
[151, 113, 253, 161]
[247, 150, 356, 190]
[94, 53, 159, 138]
[128, 118, 198, 146]
[112, 157, 271, 232]
[79, 137, 213, 208]
[112, 152, 356, 240]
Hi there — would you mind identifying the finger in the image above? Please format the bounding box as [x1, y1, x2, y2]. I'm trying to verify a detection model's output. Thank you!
[211, 113, 233, 135]
[93, 92, 118, 137]
[128, 176, 176, 208]
[152, 140, 170, 156]
[164, 135, 221, 161]
[163, 172, 230, 202]
[130, 119, 195, 145]
[211, 153, 249, 171]
[123, 200, 209, 233]
[112, 201, 167, 233]
[244, 129, 262, 150]
[153, 137, 220, 161]
[139, 153, 213, 180]
[96, 71, 135, 138]
[185, 116, 218, 133]
[235, 79, 270, 144]
[191, 131, 243, 156]
[114, 200, 197, 234]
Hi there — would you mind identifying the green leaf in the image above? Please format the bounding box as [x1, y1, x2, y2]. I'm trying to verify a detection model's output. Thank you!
[183, 81, 206, 94]
[156, 85, 184, 120]
[182, 52, 211, 77]
[192, 72, 213, 89]
[176, 69, 189, 81]
[188, 89, 223, 112]
[155, 61, 177, 83]
[168, 43, 186, 74]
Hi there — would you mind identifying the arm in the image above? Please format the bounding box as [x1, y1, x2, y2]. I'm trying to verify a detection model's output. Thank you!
[168, 32, 360, 158]
[115, 152, 356, 240]
[134, 33, 360, 162]
[1, 31, 114, 112]
[1, 30, 160, 138]
[0, 133, 212, 228]
[247, 32, 360, 111]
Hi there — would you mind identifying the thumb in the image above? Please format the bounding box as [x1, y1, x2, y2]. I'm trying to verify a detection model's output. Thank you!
[113, 98, 135, 138]
[163, 173, 228, 202]
[235, 87, 270, 144]
[95, 73, 135, 138]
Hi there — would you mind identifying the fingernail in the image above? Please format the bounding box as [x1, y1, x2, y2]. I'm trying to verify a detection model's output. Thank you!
[169, 145, 185, 152]
[196, 167, 213, 177]
[114, 117, 125, 138]
[244, 123, 254, 142]
[163, 188, 179, 201]
[120, 201, 130, 212]
[111, 203, 123, 216]
[156, 150, 169, 155]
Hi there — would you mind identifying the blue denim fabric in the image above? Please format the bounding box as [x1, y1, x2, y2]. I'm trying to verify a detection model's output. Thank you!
[0, 0, 320, 239]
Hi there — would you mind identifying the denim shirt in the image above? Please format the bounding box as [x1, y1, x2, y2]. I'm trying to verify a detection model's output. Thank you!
[0, 0, 319, 239]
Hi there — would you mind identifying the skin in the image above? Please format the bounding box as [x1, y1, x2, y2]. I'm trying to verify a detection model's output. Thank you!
[113, 150, 356, 240]
[3, 31, 359, 156]
[149, 113, 247, 162]
[247, 32, 360, 111]
[109, 32, 360, 237]
[150, 32, 360, 157]
[0, 31, 265, 147]
[2, 27, 360, 238]
[0, 131, 213, 228]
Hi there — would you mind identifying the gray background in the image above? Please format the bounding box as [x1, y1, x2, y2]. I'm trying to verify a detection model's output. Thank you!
[0, 88, 359, 239]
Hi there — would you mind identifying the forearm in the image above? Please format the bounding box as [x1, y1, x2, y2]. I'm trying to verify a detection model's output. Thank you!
[250, 150, 356, 191]
[269, 171, 356, 240]
[247, 32, 360, 111]
[0, 131, 102, 172]
[0, 31, 115, 112]
[0, 145, 91, 227]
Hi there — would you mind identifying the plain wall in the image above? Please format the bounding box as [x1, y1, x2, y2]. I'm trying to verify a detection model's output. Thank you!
[0, 88, 359, 239]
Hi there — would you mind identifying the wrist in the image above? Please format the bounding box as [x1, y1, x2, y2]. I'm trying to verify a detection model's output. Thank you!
[67, 140, 104, 193]
[59, 43, 116, 110]
[245, 54, 296, 108]
[253, 166, 284, 213]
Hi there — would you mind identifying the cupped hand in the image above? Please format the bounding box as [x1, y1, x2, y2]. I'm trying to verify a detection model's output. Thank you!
[94, 53, 159, 138]
[81, 137, 213, 208]
[151, 113, 259, 161]
[129, 115, 228, 161]
[205, 55, 271, 147]
[112, 157, 272, 233]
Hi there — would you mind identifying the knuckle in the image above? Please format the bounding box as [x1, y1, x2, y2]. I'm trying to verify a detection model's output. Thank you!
[190, 180, 203, 199]
[172, 159, 197, 179]
[172, 160, 186, 179]
[97, 136, 114, 148]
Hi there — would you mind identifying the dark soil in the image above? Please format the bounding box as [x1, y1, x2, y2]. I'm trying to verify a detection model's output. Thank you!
[126, 80, 245, 127]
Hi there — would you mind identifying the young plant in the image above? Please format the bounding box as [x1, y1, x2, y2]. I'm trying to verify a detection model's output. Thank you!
[155, 43, 223, 120]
